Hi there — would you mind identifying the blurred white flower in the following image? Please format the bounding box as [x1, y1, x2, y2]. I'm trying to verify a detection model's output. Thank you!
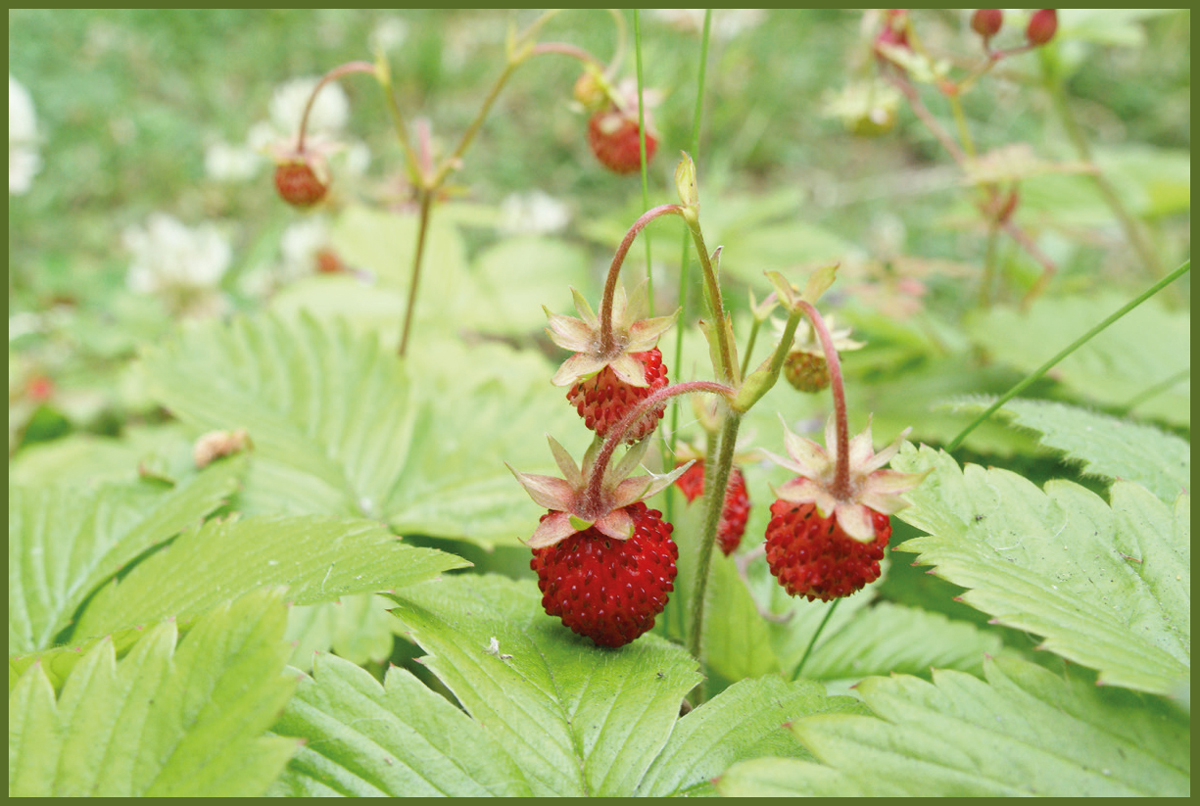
[651, 9, 766, 40]
[370, 15, 410, 53]
[124, 213, 232, 296]
[269, 76, 349, 139]
[499, 191, 571, 236]
[205, 139, 262, 182]
[9, 74, 41, 195]
[278, 216, 333, 282]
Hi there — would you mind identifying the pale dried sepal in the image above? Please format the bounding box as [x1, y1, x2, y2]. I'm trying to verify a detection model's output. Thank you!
[847, 417, 876, 471]
[835, 503, 877, 543]
[613, 461, 695, 508]
[570, 287, 599, 329]
[507, 465, 576, 510]
[859, 467, 930, 514]
[776, 476, 838, 515]
[608, 352, 649, 387]
[544, 308, 596, 352]
[594, 507, 635, 541]
[862, 427, 911, 474]
[626, 309, 679, 352]
[546, 435, 582, 487]
[612, 438, 651, 483]
[551, 351, 609, 387]
[528, 512, 580, 548]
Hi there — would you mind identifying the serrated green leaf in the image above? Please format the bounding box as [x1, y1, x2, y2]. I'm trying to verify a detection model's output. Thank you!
[635, 675, 866, 797]
[797, 602, 1006, 683]
[283, 594, 398, 673]
[388, 575, 702, 797]
[983, 398, 1189, 504]
[893, 444, 1189, 695]
[718, 656, 1189, 796]
[8, 459, 243, 654]
[139, 313, 583, 547]
[269, 651, 531, 796]
[9, 588, 299, 797]
[73, 515, 468, 641]
[965, 293, 1190, 427]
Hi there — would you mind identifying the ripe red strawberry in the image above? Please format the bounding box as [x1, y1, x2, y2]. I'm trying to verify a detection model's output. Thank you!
[761, 416, 928, 601]
[970, 9, 1004, 42]
[783, 351, 830, 393]
[1026, 9, 1057, 46]
[531, 501, 677, 647]
[274, 158, 328, 207]
[588, 108, 657, 175]
[674, 461, 751, 556]
[764, 500, 891, 601]
[510, 436, 692, 648]
[568, 348, 668, 444]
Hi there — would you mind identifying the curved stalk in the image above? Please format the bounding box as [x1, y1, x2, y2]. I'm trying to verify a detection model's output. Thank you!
[598, 205, 686, 353]
[397, 189, 434, 357]
[797, 301, 850, 497]
[582, 381, 734, 514]
[295, 61, 376, 152]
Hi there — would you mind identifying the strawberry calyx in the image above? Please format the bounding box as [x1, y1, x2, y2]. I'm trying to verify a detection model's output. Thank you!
[546, 282, 678, 389]
[509, 435, 692, 549]
[763, 416, 928, 542]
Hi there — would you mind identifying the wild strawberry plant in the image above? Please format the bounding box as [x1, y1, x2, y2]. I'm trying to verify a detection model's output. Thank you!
[9, 9, 1190, 797]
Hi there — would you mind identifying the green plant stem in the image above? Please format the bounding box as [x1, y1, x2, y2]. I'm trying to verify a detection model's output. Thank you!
[947, 259, 1191, 452]
[686, 225, 737, 385]
[1041, 50, 1163, 280]
[979, 223, 999, 307]
[947, 92, 975, 158]
[431, 59, 519, 188]
[598, 205, 685, 353]
[633, 10, 655, 318]
[668, 8, 713, 509]
[739, 318, 762, 379]
[686, 406, 743, 681]
[732, 306, 802, 413]
[583, 381, 734, 512]
[397, 189, 434, 357]
[793, 599, 840, 680]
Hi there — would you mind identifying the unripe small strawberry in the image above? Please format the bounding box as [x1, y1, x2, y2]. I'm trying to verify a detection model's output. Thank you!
[588, 109, 657, 175]
[573, 70, 608, 112]
[784, 351, 831, 394]
[971, 9, 1004, 41]
[274, 158, 329, 208]
[1026, 9, 1057, 47]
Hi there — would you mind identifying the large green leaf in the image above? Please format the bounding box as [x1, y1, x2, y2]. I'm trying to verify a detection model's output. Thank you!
[283, 595, 398, 673]
[635, 675, 866, 797]
[388, 575, 703, 797]
[139, 312, 584, 546]
[269, 651, 531, 796]
[716, 656, 1189, 796]
[72, 514, 468, 642]
[8, 459, 243, 654]
[9, 588, 299, 796]
[965, 293, 1190, 427]
[892, 444, 1189, 695]
[983, 398, 1189, 504]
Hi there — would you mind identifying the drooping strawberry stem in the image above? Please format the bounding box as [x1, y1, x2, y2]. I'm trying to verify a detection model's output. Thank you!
[598, 205, 686, 353]
[796, 301, 851, 499]
[582, 380, 733, 516]
[295, 61, 377, 154]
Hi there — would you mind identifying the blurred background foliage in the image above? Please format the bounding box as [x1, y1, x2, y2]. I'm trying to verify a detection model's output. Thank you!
[9, 7, 1189, 465]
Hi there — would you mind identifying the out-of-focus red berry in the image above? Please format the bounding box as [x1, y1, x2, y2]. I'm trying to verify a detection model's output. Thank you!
[1026, 9, 1058, 46]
